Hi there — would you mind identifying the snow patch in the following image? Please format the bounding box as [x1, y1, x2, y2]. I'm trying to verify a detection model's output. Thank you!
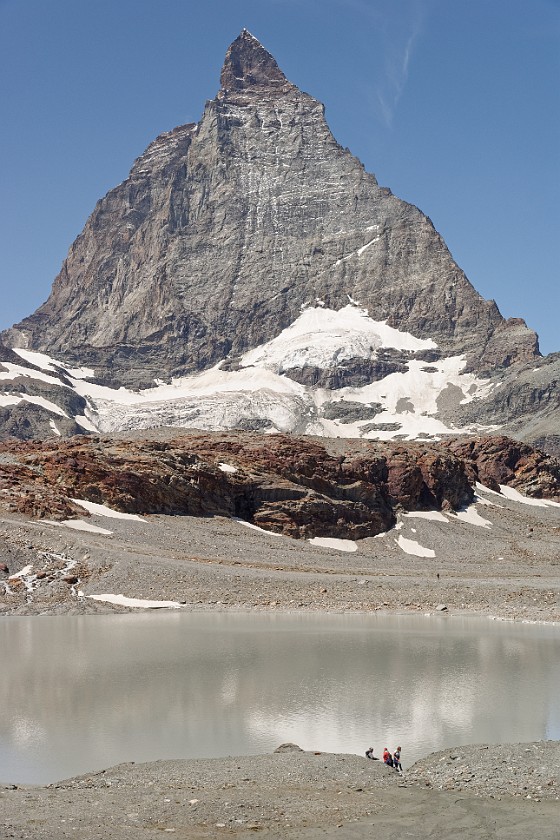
[477, 482, 559, 509]
[66, 366, 95, 380]
[218, 463, 238, 473]
[12, 348, 64, 371]
[346, 356, 490, 417]
[452, 506, 492, 529]
[233, 518, 284, 537]
[473, 493, 501, 507]
[8, 564, 34, 580]
[357, 236, 380, 256]
[87, 594, 181, 609]
[498, 485, 553, 508]
[72, 499, 145, 521]
[474, 483, 504, 505]
[49, 419, 61, 436]
[403, 511, 448, 523]
[44, 519, 113, 535]
[7, 563, 41, 596]
[0, 394, 21, 407]
[11, 348, 94, 378]
[308, 537, 358, 552]
[74, 414, 99, 432]
[0, 362, 63, 387]
[334, 236, 381, 265]
[396, 535, 435, 557]
[20, 394, 68, 417]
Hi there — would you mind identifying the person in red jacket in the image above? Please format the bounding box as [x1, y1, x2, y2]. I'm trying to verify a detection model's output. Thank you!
[383, 747, 393, 767]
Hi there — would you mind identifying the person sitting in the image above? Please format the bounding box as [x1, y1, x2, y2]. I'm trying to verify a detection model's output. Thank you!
[365, 747, 378, 760]
[382, 747, 393, 767]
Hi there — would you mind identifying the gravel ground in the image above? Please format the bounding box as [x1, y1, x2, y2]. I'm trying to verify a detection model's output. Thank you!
[1, 484, 559, 621]
[1, 743, 559, 839]
[404, 740, 560, 800]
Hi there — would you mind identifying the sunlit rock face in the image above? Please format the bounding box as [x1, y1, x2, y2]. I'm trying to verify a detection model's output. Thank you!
[1, 30, 557, 452]
[2, 30, 537, 381]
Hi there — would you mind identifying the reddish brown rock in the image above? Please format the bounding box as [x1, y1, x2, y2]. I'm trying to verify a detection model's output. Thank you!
[0, 431, 557, 540]
[445, 436, 560, 501]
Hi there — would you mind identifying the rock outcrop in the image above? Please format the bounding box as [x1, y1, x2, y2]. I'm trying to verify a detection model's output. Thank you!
[445, 435, 560, 499]
[0, 431, 557, 540]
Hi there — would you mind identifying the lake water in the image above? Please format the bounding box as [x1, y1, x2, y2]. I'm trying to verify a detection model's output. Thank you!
[1, 612, 559, 784]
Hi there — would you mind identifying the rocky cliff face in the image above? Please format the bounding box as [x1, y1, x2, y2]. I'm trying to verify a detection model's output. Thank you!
[0, 31, 557, 451]
[3, 31, 538, 381]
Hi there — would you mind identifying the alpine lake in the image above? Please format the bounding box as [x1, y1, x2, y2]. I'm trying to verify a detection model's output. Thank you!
[2, 611, 559, 784]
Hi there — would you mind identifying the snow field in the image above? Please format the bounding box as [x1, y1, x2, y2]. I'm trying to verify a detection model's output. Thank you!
[2, 302, 500, 440]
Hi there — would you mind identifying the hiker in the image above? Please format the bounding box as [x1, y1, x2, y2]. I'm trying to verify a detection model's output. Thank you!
[382, 747, 393, 767]
[365, 747, 378, 760]
[393, 746, 402, 772]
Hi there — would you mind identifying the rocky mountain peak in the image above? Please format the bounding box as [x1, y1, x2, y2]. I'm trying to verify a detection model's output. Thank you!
[219, 29, 293, 94]
[0, 32, 557, 454]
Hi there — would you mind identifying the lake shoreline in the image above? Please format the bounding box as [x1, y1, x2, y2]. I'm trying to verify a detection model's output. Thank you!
[2, 742, 559, 839]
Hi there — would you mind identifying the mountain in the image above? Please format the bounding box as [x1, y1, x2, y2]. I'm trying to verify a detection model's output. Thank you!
[1, 30, 558, 454]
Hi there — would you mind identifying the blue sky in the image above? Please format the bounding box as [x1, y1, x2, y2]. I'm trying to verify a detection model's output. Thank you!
[1, 0, 558, 354]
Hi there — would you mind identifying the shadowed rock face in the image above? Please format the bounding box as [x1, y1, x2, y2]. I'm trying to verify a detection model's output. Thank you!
[0, 431, 557, 539]
[2, 31, 538, 390]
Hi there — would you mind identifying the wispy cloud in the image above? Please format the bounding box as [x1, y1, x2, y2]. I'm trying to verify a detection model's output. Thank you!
[376, 13, 422, 128]
[261, 0, 429, 127]
[331, 0, 428, 128]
